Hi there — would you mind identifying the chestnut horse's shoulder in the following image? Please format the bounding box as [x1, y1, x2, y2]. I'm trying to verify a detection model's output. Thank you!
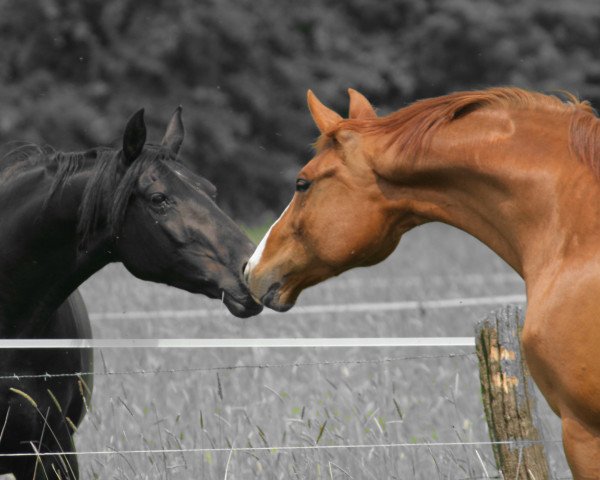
[523, 265, 600, 424]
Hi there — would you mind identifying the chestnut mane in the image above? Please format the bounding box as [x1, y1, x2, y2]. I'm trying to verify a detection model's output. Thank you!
[326, 87, 600, 175]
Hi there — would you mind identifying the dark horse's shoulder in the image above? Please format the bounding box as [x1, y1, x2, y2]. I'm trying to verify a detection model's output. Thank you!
[52, 290, 94, 427]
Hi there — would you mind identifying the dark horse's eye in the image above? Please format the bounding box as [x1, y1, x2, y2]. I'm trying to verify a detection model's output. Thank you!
[295, 178, 311, 192]
[150, 193, 167, 205]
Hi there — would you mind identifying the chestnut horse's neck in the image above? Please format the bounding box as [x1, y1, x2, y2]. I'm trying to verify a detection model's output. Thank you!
[373, 104, 600, 283]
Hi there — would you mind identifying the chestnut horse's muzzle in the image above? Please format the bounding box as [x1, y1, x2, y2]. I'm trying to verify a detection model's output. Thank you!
[245, 263, 294, 312]
[259, 281, 294, 312]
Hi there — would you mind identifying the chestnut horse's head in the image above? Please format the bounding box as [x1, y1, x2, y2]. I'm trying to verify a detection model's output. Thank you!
[245, 89, 410, 311]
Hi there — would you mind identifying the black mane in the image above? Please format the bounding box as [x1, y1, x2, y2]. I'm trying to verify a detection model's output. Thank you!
[1, 143, 178, 249]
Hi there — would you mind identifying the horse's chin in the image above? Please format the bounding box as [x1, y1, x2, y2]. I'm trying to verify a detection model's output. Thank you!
[169, 280, 262, 317]
[265, 301, 294, 313]
[223, 293, 264, 318]
[259, 284, 294, 312]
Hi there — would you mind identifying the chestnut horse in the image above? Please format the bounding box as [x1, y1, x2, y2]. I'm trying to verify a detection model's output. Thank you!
[246, 87, 600, 478]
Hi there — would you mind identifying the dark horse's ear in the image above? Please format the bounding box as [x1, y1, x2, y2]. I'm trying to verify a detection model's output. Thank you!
[161, 106, 185, 155]
[122, 109, 147, 165]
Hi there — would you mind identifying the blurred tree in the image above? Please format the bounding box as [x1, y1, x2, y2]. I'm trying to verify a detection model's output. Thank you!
[0, 0, 599, 222]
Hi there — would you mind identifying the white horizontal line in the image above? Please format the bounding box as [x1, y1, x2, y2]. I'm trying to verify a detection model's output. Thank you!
[0, 438, 560, 458]
[0, 337, 476, 349]
[90, 294, 526, 321]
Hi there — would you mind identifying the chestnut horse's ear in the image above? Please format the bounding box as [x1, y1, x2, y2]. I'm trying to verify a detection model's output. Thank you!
[348, 88, 377, 119]
[122, 108, 147, 165]
[161, 106, 185, 155]
[307, 90, 343, 134]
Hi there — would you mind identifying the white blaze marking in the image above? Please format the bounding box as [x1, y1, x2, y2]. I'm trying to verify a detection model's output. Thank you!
[246, 204, 290, 276]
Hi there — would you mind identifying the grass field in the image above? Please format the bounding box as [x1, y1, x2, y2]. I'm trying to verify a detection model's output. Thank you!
[70, 222, 571, 479]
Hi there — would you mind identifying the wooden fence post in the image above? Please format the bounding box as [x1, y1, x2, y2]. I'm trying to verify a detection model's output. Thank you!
[475, 305, 550, 479]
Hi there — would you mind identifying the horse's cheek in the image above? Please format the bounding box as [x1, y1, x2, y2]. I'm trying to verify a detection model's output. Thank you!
[167, 218, 189, 246]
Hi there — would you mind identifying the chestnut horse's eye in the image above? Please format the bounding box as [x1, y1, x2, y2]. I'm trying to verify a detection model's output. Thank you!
[295, 178, 311, 193]
[150, 192, 167, 205]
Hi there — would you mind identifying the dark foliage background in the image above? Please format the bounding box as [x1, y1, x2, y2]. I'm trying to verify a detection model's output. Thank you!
[1, 0, 599, 223]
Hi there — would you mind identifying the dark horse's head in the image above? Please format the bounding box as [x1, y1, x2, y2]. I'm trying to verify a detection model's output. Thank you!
[77, 108, 262, 317]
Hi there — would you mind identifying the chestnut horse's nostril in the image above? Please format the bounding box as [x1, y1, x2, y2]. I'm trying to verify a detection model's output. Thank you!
[242, 261, 249, 283]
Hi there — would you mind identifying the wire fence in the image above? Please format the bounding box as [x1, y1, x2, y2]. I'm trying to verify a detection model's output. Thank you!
[0, 439, 563, 458]
[0, 348, 553, 471]
[0, 289, 566, 477]
[0, 337, 477, 349]
[0, 351, 476, 380]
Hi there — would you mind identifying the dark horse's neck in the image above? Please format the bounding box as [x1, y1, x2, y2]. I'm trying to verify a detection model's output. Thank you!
[0, 148, 114, 337]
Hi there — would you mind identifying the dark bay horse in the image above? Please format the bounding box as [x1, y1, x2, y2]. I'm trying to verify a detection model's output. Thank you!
[0, 107, 262, 479]
[246, 87, 600, 478]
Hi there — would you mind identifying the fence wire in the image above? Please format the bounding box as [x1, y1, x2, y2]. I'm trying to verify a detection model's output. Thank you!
[0, 351, 475, 381]
[0, 439, 563, 458]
